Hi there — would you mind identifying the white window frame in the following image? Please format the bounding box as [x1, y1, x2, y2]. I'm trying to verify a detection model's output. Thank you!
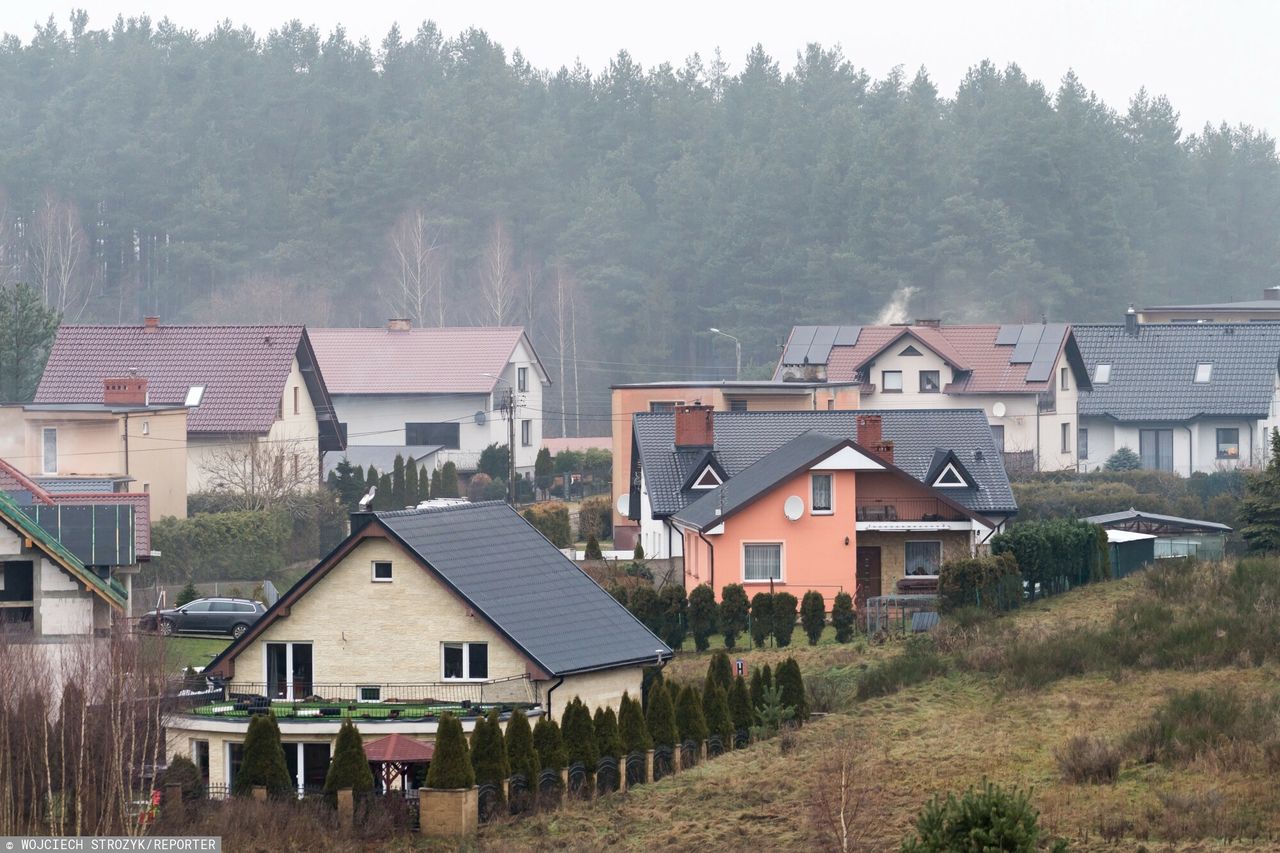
[1094, 364, 1111, 384]
[262, 641, 312, 702]
[904, 540, 943, 578]
[742, 541, 784, 584]
[810, 472, 834, 515]
[441, 641, 489, 681]
[358, 686, 382, 703]
[517, 367, 528, 393]
[881, 370, 903, 393]
[1060, 366, 1069, 391]
[521, 419, 532, 447]
[371, 560, 393, 582]
[1194, 363, 1213, 383]
[41, 427, 57, 474]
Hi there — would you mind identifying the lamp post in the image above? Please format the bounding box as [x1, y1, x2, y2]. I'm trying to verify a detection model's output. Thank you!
[708, 328, 741, 380]
[481, 373, 517, 505]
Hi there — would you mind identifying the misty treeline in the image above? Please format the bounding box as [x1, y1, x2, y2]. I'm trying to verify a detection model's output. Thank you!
[1, 15, 1279, 431]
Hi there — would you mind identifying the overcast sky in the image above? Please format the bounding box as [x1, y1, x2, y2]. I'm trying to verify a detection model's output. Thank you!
[3, 0, 1277, 136]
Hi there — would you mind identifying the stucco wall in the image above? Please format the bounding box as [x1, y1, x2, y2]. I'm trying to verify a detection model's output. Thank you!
[545, 666, 644, 721]
[1077, 418, 1264, 476]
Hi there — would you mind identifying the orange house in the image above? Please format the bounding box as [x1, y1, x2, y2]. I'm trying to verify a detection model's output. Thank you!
[670, 427, 995, 607]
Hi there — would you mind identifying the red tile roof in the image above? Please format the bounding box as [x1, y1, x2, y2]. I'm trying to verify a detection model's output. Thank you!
[35, 324, 308, 434]
[308, 326, 539, 395]
[363, 733, 435, 763]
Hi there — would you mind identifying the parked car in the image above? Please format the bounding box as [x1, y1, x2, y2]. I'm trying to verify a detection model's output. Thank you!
[139, 597, 266, 638]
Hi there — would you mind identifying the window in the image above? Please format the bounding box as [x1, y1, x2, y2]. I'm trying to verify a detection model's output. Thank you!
[881, 370, 903, 393]
[691, 466, 722, 489]
[649, 401, 683, 412]
[210, 601, 235, 612]
[1061, 367, 1069, 391]
[990, 424, 1005, 454]
[1061, 422, 1071, 454]
[291, 386, 299, 415]
[1094, 364, 1111, 384]
[1217, 428, 1240, 459]
[265, 642, 312, 700]
[405, 422, 460, 448]
[919, 370, 940, 393]
[358, 686, 381, 703]
[899, 345, 923, 356]
[1194, 363, 1213, 383]
[521, 419, 532, 447]
[141, 420, 150, 436]
[728, 399, 748, 412]
[442, 642, 488, 680]
[811, 473, 833, 514]
[517, 367, 528, 392]
[905, 541, 941, 576]
[193, 740, 210, 786]
[372, 561, 393, 582]
[1139, 429, 1174, 472]
[1078, 428, 1089, 460]
[234, 602, 257, 613]
[41, 428, 57, 474]
[743, 543, 783, 582]
[184, 385, 205, 407]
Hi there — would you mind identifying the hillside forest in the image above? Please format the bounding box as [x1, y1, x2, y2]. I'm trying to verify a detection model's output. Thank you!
[2, 15, 1279, 432]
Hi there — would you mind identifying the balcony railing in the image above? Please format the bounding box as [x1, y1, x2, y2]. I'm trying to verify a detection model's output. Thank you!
[855, 497, 967, 523]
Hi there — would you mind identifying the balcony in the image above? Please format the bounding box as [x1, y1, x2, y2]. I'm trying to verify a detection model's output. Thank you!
[855, 497, 968, 523]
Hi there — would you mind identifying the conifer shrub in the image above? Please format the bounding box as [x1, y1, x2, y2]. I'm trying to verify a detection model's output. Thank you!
[750, 684, 795, 740]
[749, 664, 772, 710]
[772, 591, 799, 647]
[901, 780, 1044, 852]
[607, 583, 629, 608]
[233, 712, 292, 797]
[633, 541, 645, 560]
[175, 581, 199, 607]
[687, 583, 718, 651]
[158, 755, 203, 802]
[593, 706, 624, 759]
[800, 590, 826, 645]
[504, 707, 540, 788]
[728, 674, 754, 733]
[426, 712, 475, 789]
[522, 502, 572, 547]
[532, 716, 567, 775]
[323, 718, 374, 797]
[618, 691, 652, 754]
[628, 586, 663, 636]
[718, 583, 750, 649]
[675, 684, 709, 744]
[707, 650, 733, 692]
[659, 584, 688, 649]
[750, 592, 773, 647]
[775, 657, 808, 723]
[439, 461, 460, 498]
[470, 709, 509, 806]
[831, 591, 856, 643]
[702, 684, 734, 743]
[584, 534, 603, 560]
[561, 697, 599, 772]
[644, 681, 679, 748]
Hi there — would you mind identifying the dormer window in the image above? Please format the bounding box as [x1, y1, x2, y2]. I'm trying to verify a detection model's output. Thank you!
[691, 466, 723, 489]
[932, 462, 968, 488]
[1194, 363, 1212, 383]
[1094, 364, 1111, 384]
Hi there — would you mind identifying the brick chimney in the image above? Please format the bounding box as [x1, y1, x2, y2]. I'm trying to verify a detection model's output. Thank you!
[387, 318, 412, 332]
[104, 377, 148, 406]
[142, 315, 160, 333]
[856, 414, 894, 464]
[1125, 304, 1138, 336]
[674, 404, 714, 448]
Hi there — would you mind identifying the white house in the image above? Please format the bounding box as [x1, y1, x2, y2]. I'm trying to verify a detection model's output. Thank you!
[309, 322, 549, 476]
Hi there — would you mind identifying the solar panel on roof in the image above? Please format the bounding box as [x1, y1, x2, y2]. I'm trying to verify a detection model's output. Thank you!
[1009, 341, 1037, 363]
[1017, 325, 1046, 344]
[807, 326, 839, 364]
[833, 325, 861, 346]
[995, 325, 1021, 346]
[781, 326, 818, 364]
[1025, 360, 1054, 382]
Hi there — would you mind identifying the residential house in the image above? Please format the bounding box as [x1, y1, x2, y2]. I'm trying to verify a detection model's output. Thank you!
[33, 318, 345, 496]
[166, 500, 670, 794]
[309, 321, 549, 476]
[1138, 287, 1280, 323]
[628, 407, 1017, 598]
[1073, 319, 1280, 474]
[610, 380, 861, 549]
[772, 323, 1092, 472]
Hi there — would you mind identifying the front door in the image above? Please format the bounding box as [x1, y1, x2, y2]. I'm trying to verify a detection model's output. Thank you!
[855, 547, 882, 610]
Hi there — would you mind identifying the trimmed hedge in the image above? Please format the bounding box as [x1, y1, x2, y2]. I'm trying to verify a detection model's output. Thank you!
[470, 709, 510, 802]
[323, 718, 374, 796]
[749, 593, 773, 647]
[619, 691, 652, 753]
[800, 590, 826, 645]
[938, 553, 1022, 613]
[772, 592, 799, 647]
[687, 584, 718, 651]
[427, 712, 474, 789]
[832, 591, 856, 643]
[644, 681, 679, 748]
[719, 584, 750, 649]
[578, 495, 614, 540]
[505, 707, 540, 785]
[153, 510, 291, 582]
[991, 519, 1111, 599]
[522, 502, 572, 548]
[675, 684, 709, 743]
[233, 712, 292, 797]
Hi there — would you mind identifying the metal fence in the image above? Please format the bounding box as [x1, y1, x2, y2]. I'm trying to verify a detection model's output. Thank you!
[863, 594, 941, 635]
[221, 674, 534, 706]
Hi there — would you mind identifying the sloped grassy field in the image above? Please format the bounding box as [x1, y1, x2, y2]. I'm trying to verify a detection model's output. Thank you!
[478, 559, 1280, 851]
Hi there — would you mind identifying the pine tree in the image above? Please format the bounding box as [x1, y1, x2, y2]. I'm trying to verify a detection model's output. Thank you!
[324, 718, 374, 796]
[440, 461, 460, 498]
[718, 584, 750, 650]
[776, 658, 808, 723]
[426, 712, 475, 789]
[504, 707, 540, 788]
[831, 591, 856, 643]
[593, 706, 624, 759]
[404, 458, 419, 507]
[561, 697, 599, 771]
[1242, 428, 1280, 552]
[176, 581, 199, 607]
[0, 282, 59, 403]
[470, 708, 509, 806]
[618, 691, 652, 753]
[706, 650, 733, 692]
[391, 454, 407, 508]
[234, 712, 293, 797]
[687, 583, 718, 651]
[728, 674, 754, 733]
[702, 683, 734, 743]
[750, 592, 773, 647]
[800, 591, 826, 645]
[644, 681, 678, 748]
[675, 684, 709, 744]
[772, 592, 799, 648]
[532, 716, 567, 776]
[659, 584, 687, 649]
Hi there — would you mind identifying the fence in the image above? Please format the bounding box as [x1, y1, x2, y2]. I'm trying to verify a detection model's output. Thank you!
[863, 594, 941, 635]
[222, 675, 534, 706]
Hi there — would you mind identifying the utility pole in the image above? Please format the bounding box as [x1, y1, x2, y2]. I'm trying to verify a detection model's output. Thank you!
[506, 386, 516, 506]
[708, 327, 742, 380]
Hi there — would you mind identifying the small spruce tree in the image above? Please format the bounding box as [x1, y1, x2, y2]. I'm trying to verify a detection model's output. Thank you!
[1103, 446, 1142, 472]
[561, 697, 599, 771]
[687, 583, 718, 651]
[504, 707, 540, 787]
[176, 581, 199, 607]
[702, 683, 734, 743]
[718, 584, 750, 649]
[470, 709, 510, 808]
[593, 706, 624, 759]
[800, 590, 826, 646]
[323, 718, 374, 797]
[776, 657, 808, 723]
[772, 591, 799, 647]
[831, 591, 856, 643]
[633, 541, 645, 560]
[426, 712, 475, 789]
[675, 684, 709, 745]
[658, 584, 688, 649]
[532, 716, 567, 776]
[158, 755, 203, 802]
[728, 674, 754, 733]
[618, 691, 652, 754]
[644, 681, 678, 748]
[584, 534, 603, 560]
[749, 592, 773, 647]
[234, 712, 293, 797]
[706, 650, 733, 693]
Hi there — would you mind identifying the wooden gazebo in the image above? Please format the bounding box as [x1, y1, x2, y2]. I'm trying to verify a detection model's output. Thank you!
[364, 733, 435, 792]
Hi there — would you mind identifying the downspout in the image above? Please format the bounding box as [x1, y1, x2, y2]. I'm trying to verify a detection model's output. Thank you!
[544, 675, 565, 719]
[123, 411, 130, 477]
[698, 530, 716, 592]
[1184, 425, 1194, 476]
[1250, 421, 1256, 467]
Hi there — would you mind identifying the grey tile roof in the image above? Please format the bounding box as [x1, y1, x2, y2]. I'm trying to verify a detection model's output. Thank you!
[634, 409, 1016, 518]
[377, 502, 671, 675]
[1074, 324, 1280, 421]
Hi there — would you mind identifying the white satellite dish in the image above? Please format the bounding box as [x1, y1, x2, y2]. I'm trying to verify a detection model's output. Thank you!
[992, 402, 1007, 418]
[783, 495, 804, 521]
[616, 494, 630, 517]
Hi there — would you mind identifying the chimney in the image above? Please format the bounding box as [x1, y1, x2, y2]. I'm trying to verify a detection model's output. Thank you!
[387, 318, 412, 332]
[674, 404, 715, 448]
[1125, 304, 1138, 336]
[1265, 287, 1280, 301]
[915, 318, 941, 328]
[103, 377, 148, 406]
[142, 316, 160, 333]
[857, 414, 894, 464]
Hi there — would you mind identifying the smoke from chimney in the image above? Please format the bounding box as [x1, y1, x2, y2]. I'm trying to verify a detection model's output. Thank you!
[874, 286, 917, 325]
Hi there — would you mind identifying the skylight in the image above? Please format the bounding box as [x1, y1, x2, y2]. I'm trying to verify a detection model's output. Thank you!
[1094, 364, 1111, 384]
[1194, 363, 1212, 384]
[184, 385, 206, 407]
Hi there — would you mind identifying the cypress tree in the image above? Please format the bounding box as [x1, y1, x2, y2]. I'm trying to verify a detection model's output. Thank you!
[418, 465, 432, 502]
[800, 590, 826, 646]
[644, 681, 678, 748]
[470, 709, 509, 807]
[323, 718, 374, 797]
[749, 667, 765, 711]
[658, 584, 688, 649]
[561, 697, 599, 771]
[776, 658, 808, 723]
[365, 465, 379, 493]
[831, 591, 856, 643]
[719, 584, 750, 649]
[430, 467, 443, 498]
[618, 691, 652, 754]
[675, 684, 709, 744]
[687, 583, 718, 652]
[504, 707, 540, 787]
[532, 716, 567, 775]
[584, 534, 603, 560]
[593, 707, 624, 759]
[404, 458, 419, 507]
[234, 712, 292, 797]
[439, 461, 459, 497]
[703, 684, 734, 743]
[773, 592, 799, 647]
[706, 650, 733, 692]
[728, 674, 754, 733]
[749, 592, 773, 647]
[391, 453, 407, 508]
[426, 712, 475, 789]
[375, 472, 393, 510]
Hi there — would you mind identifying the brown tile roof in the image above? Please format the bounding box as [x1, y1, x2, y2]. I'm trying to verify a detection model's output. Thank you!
[0, 457, 151, 556]
[35, 324, 308, 434]
[308, 326, 541, 395]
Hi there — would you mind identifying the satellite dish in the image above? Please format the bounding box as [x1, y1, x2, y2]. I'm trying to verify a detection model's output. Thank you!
[616, 494, 631, 517]
[783, 495, 804, 521]
[474, 410, 487, 425]
[992, 402, 1007, 418]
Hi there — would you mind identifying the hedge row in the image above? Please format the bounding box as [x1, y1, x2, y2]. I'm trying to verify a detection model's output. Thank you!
[991, 519, 1110, 598]
[522, 502, 572, 548]
[152, 509, 292, 582]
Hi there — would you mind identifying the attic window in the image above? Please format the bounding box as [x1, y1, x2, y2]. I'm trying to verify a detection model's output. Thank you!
[691, 466, 723, 489]
[184, 386, 205, 407]
[1094, 364, 1111, 384]
[1194, 363, 1213, 383]
[932, 462, 969, 488]
[899, 345, 923, 357]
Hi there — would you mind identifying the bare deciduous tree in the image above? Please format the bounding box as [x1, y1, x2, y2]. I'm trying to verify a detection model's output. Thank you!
[201, 273, 335, 326]
[807, 735, 875, 852]
[385, 208, 447, 326]
[198, 437, 320, 512]
[477, 218, 518, 326]
[30, 192, 91, 320]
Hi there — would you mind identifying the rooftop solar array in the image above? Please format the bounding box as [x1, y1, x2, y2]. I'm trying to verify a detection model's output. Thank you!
[780, 325, 861, 365]
[998, 323, 1065, 382]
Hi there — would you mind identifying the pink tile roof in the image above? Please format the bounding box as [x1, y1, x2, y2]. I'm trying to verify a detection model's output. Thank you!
[308, 326, 537, 395]
[35, 324, 308, 434]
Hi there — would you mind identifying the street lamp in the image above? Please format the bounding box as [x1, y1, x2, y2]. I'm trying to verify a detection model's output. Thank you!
[481, 372, 517, 505]
[708, 328, 741, 380]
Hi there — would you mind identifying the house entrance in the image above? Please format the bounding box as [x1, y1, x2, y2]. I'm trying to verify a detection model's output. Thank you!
[855, 547, 882, 610]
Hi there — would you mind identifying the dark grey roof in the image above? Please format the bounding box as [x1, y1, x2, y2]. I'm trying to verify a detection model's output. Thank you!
[1074, 324, 1280, 421]
[633, 409, 1016, 517]
[1081, 508, 1233, 533]
[376, 501, 671, 675]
